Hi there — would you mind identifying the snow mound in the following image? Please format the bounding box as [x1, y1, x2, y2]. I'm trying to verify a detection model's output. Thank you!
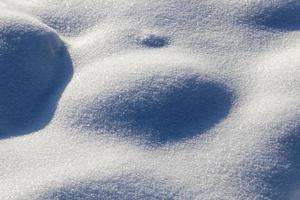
[253, 1, 300, 31]
[0, 12, 72, 138]
[0, 0, 300, 200]
[57, 57, 233, 144]
[36, 172, 187, 200]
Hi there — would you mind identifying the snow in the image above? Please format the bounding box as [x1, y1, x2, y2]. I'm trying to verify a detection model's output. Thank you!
[0, 11, 72, 138]
[0, 0, 300, 199]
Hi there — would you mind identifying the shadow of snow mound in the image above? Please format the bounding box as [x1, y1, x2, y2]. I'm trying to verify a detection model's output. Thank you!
[253, 1, 300, 31]
[75, 72, 233, 144]
[266, 128, 300, 200]
[242, 127, 300, 200]
[0, 15, 73, 138]
[37, 174, 185, 200]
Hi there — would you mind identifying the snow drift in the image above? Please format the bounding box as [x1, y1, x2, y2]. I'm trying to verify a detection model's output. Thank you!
[0, 0, 300, 199]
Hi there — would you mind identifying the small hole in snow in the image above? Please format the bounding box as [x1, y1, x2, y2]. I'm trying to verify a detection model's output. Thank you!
[137, 35, 169, 48]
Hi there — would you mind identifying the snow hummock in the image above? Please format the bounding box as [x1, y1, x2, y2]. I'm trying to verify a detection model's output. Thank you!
[0, 11, 72, 138]
[0, 0, 300, 199]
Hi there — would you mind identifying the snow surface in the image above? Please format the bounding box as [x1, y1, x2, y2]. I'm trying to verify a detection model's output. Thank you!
[0, 0, 300, 199]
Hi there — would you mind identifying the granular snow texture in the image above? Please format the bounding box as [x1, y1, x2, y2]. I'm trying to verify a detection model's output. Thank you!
[0, 0, 300, 199]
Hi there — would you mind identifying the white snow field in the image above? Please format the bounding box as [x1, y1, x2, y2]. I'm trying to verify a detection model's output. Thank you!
[0, 0, 300, 199]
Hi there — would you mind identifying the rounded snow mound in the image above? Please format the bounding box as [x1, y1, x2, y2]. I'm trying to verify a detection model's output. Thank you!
[36, 173, 187, 200]
[74, 74, 232, 144]
[0, 12, 72, 138]
[253, 1, 300, 31]
[56, 52, 234, 144]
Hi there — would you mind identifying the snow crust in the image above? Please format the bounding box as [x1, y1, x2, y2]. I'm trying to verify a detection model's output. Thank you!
[0, 0, 300, 199]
